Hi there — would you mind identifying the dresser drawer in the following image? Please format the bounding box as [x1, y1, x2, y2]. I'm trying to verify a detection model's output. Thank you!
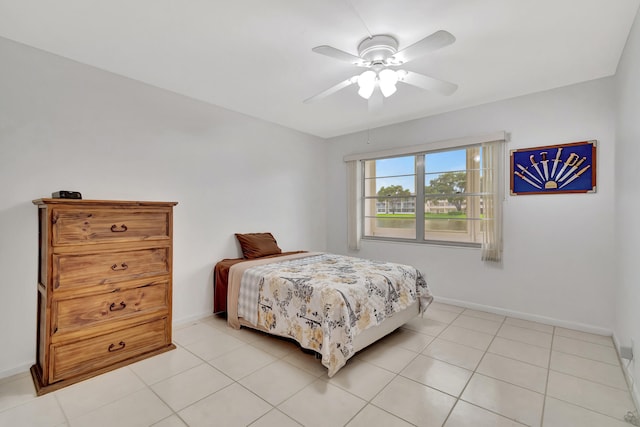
[52, 281, 169, 337]
[53, 248, 169, 290]
[50, 318, 170, 383]
[51, 208, 170, 246]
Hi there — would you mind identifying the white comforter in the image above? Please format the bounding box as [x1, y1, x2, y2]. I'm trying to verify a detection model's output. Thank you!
[228, 253, 432, 376]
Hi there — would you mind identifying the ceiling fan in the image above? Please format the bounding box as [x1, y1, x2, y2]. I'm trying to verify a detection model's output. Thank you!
[304, 30, 458, 106]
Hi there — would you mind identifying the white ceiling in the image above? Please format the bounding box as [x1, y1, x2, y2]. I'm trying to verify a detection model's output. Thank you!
[1, 0, 638, 138]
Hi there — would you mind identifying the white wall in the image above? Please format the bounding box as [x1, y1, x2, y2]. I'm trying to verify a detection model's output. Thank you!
[327, 78, 616, 333]
[0, 37, 328, 378]
[614, 7, 640, 410]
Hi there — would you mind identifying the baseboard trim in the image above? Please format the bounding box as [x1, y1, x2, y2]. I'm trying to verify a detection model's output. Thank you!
[434, 296, 613, 336]
[612, 334, 640, 413]
[0, 361, 33, 382]
[173, 311, 216, 328]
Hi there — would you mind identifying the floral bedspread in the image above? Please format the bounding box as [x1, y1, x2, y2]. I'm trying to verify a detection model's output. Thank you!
[239, 253, 432, 376]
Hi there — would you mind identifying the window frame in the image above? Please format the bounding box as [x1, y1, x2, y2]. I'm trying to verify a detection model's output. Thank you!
[344, 131, 506, 252]
[360, 144, 487, 248]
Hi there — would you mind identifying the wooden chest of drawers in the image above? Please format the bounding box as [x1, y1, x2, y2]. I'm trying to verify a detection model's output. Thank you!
[31, 199, 178, 395]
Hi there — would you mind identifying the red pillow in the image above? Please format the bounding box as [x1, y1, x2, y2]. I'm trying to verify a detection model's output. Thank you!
[235, 233, 282, 259]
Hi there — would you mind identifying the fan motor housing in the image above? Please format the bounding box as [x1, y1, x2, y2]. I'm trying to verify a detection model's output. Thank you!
[358, 35, 398, 62]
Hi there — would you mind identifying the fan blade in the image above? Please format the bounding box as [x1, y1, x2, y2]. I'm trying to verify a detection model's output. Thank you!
[400, 71, 458, 96]
[303, 76, 358, 103]
[368, 89, 383, 112]
[393, 30, 455, 64]
[312, 45, 364, 65]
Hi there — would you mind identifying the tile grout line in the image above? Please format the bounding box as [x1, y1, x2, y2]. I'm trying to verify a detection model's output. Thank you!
[435, 308, 478, 427]
[137, 335, 286, 426]
[343, 308, 467, 426]
[150, 355, 287, 426]
[343, 345, 425, 426]
[345, 308, 554, 426]
[127, 359, 191, 426]
[393, 308, 544, 426]
[211, 342, 307, 426]
[539, 325, 556, 427]
[53, 366, 154, 425]
[440, 311, 512, 427]
[52, 392, 71, 426]
[544, 328, 635, 424]
[0, 375, 40, 416]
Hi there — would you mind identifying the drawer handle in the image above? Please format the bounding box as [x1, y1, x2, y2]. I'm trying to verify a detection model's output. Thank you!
[111, 224, 128, 232]
[108, 341, 126, 352]
[111, 263, 129, 271]
[109, 301, 127, 311]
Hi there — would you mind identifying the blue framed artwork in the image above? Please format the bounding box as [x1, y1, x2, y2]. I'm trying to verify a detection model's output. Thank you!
[510, 140, 597, 195]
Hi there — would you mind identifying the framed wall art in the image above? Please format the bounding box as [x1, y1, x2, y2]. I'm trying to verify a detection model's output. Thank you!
[510, 140, 597, 195]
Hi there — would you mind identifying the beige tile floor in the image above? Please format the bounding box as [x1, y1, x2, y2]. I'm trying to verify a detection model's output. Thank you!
[0, 302, 636, 426]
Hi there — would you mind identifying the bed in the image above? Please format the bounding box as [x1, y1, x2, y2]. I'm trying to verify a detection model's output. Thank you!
[214, 233, 433, 376]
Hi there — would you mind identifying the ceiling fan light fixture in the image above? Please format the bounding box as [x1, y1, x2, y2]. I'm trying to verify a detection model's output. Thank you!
[357, 35, 399, 62]
[357, 70, 376, 99]
[306, 30, 457, 104]
[378, 69, 399, 97]
[379, 83, 397, 98]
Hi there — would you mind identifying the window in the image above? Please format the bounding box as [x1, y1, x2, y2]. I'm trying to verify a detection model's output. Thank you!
[363, 156, 417, 239]
[346, 132, 505, 258]
[361, 143, 500, 247]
